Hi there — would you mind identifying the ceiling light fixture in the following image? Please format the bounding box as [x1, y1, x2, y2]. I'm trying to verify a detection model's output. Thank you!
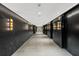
[38, 11, 42, 16]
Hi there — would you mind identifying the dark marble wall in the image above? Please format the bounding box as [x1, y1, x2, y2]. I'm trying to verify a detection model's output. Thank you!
[0, 4, 34, 56]
[65, 5, 79, 56]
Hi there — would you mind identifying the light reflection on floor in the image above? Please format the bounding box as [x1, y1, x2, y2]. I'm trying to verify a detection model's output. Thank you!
[12, 32, 71, 56]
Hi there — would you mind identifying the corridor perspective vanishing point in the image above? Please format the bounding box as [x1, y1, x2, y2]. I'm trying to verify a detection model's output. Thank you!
[0, 3, 79, 56]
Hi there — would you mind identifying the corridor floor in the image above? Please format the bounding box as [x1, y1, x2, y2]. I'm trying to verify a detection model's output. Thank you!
[12, 32, 71, 56]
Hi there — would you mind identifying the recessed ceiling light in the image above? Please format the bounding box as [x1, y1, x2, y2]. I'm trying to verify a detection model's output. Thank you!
[38, 11, 42, 16]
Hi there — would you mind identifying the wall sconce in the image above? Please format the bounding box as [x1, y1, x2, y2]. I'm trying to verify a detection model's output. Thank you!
[6, 17, 13, 31]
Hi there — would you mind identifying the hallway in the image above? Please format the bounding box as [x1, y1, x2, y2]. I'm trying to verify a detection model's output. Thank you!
[12, 32, 71, 56]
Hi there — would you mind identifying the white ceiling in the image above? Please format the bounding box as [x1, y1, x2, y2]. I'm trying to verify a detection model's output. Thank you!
[2, 3, 77, 26]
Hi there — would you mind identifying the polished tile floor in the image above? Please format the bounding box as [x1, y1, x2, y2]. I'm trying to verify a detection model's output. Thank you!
[12, 32, 71, 56]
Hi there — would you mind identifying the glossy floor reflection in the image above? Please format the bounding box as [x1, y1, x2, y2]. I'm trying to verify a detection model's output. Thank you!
[12, 32, 71, 56]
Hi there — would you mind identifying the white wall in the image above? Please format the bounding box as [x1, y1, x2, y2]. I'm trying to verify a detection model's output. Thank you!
[37, 26, 42, 32]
